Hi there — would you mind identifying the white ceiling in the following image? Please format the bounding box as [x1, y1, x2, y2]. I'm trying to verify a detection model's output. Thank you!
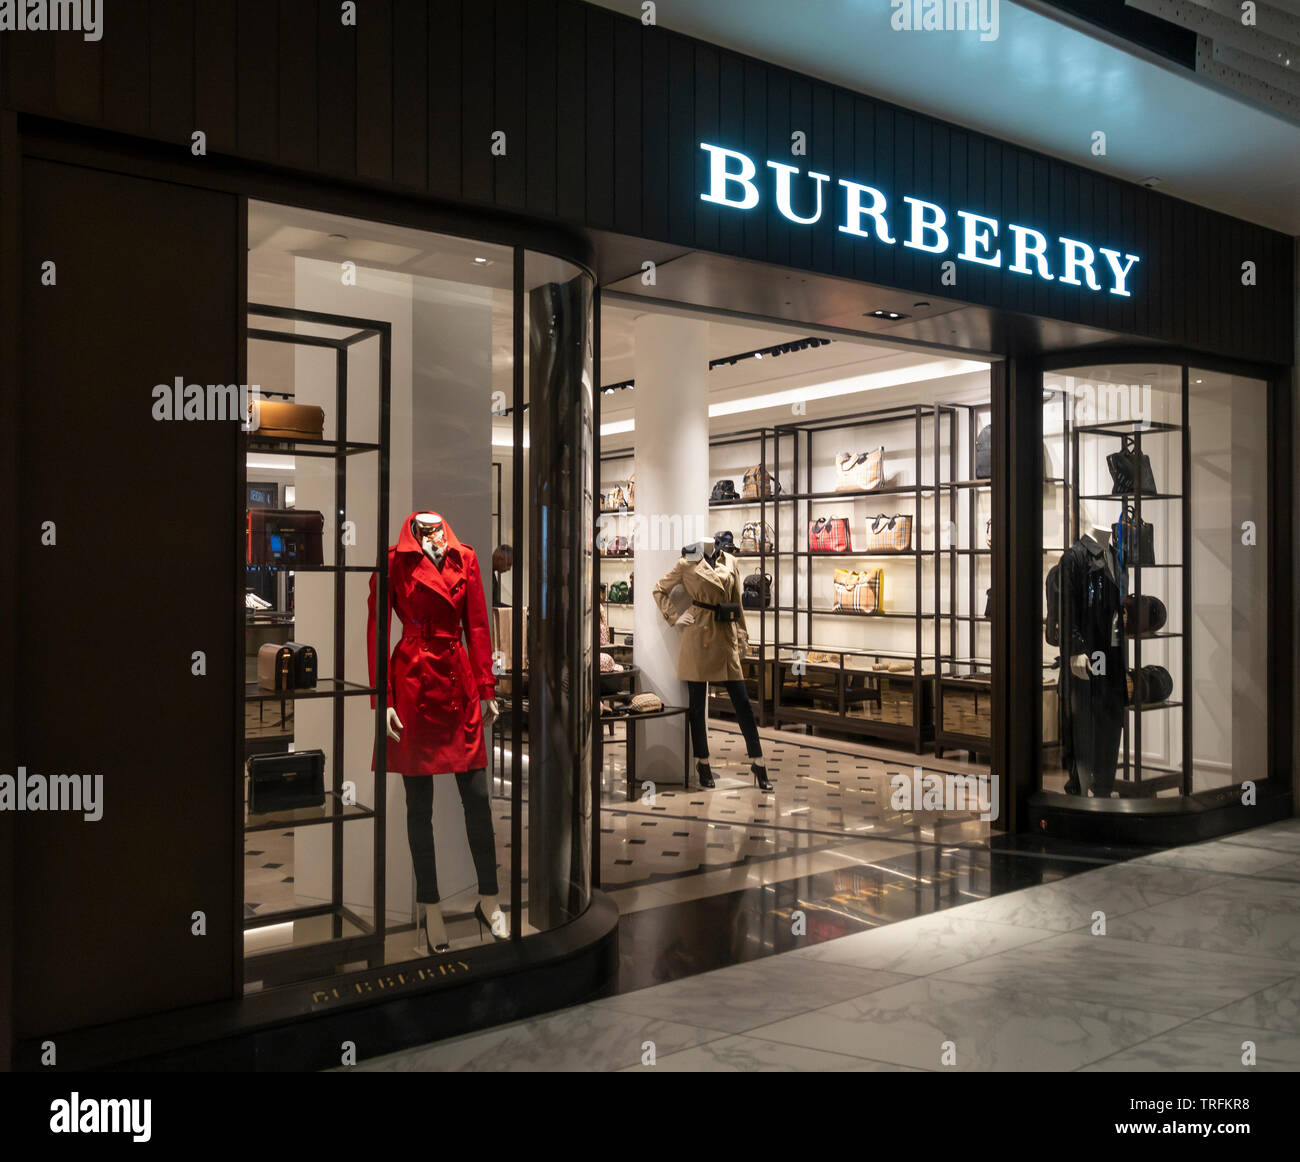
[588, 0, 1300, 233]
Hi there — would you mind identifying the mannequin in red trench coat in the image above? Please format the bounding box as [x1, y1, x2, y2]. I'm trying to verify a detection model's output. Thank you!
[368, 511, 507, 953]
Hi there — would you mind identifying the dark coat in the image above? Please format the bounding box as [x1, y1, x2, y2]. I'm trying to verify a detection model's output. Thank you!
[368, 514, 496, 775]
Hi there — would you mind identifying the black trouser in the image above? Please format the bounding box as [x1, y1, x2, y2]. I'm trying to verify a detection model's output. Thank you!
[686, 680, 763, 761]
[1068, 655, 1125, 797]
[401, 769, 499, 904]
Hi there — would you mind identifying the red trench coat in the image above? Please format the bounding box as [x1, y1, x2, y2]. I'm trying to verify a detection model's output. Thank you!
[368, 513, 496, 775]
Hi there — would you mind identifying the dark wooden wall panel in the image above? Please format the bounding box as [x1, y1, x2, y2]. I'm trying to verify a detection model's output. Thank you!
[555, 1, 587, 224]
[317, 0, 356, 176]
[584, 6, 615, 230]
[460, 1, 495, 206]
[278, 0, 320, 171]
[527, 0, 560, 219]
[356, 0, 394, 183]
[692, 44, 720, 254]
[237, 0, 278, 161]
[102, 0, 150, 137]
[787, 76, 812, 273]
[150, 0, 194, 145]
[53, 31, 102, 125]
[741, 60, 768, 263]
[427, 0, 462, 201]
[391, 0, 428, 189]
[494, 0, 528, 211]
[16, 159, 239, 1036]
[194, 0, 238, 155]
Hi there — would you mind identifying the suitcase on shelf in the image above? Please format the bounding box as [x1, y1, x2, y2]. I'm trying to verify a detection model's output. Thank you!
[257, 643, 293, 692]
[247, 399, 326, 440]
[247, 508, 325, 566]
[247, 749, 326, 814]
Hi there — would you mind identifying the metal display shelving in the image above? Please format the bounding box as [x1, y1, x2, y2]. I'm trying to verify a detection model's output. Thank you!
[242, 303, 391, 985]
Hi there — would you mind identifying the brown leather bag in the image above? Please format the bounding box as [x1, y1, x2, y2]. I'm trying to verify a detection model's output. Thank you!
[248, 399, 325, 440]
[257, 643, 294, 692]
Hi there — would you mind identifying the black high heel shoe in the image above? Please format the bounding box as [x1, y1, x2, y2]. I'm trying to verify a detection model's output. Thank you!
[751, 762, 773, 791]
[696, 761, 716, 789]
[475, 901, 509, 942]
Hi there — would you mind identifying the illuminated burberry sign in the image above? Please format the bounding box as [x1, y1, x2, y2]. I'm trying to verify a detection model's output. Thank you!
[700, 143, 1141, 297]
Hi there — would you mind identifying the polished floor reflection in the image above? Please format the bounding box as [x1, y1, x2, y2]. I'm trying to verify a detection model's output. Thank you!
[351, 818, 1300, 1071]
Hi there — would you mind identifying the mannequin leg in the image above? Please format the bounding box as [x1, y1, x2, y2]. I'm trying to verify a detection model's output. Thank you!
[685, 680, 710, 757]
[453, 768, 499, 897]
[723, 679, 763, 758]
[401, 774, 441, 903]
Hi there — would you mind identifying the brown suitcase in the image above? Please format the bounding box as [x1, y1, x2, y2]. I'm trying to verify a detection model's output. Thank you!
[247, 508, 325, 566]
[248, 399, 325, 440]
[257, 643, 294, 692]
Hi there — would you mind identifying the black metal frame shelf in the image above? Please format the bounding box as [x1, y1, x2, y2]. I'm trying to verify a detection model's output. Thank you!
[1068, 375, 1191, 797]
[243, 302, 391, 979]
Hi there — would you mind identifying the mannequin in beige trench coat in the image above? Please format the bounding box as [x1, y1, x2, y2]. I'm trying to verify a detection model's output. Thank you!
[653, 540, 772, 791]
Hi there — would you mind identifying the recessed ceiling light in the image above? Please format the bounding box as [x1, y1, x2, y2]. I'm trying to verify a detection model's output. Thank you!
[1195, 378, 1203, 384]
[913, 301, 930, 308]
[866, 309, 909, 321]
[474, 257, 491, 265]
[754, 352, 763, 359]
[328, 233, 348, 240]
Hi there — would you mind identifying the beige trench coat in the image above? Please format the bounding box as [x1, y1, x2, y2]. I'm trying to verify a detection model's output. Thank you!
[653, 551, 749, 682]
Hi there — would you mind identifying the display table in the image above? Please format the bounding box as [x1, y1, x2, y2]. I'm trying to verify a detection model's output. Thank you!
[600, 705, 691, 801]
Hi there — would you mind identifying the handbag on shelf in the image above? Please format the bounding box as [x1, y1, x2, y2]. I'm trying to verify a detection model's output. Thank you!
[247, 749, 326, 814]
[625, 472, 635, 509]
[742, 571, 772, 609]
[711, 478, 740, 503]
[283, 642, 318, 689]
[975, 425, 992, 479]
[1126, 665, 1174, 706]
[599, 652, 623, 674]
[741, 466, 782, 499]
[247, 508, 325, 567]
[1113, 505, 1156, 568]
[862, 514, 913, 553]
[831, 567, 884, 614]
[809, 516, 852, 553]
[835, 448, 884, 492]
[714, 530, 737, 554]
[257, 643, 293, 692]
[1106, 436, 1158, 496]
[602, 485, 629, 512]
[247, 399, 326, 441]
[607, 580, 631, 604]
[1123, 593, 1168, 636]
[985, 517, 992, 548]
[628, 692, 663, 714]
[739, 521, 774, 554]
[605, 536, 631, 557]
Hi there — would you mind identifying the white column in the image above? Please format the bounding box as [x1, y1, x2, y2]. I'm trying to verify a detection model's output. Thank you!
[632, 312, 710, 783]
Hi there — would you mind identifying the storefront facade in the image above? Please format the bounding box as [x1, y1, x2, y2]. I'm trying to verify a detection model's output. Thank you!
[0, 0, 1293, 1071]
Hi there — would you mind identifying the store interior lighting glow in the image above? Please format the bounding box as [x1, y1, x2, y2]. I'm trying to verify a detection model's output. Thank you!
[247, 453, 297, 471]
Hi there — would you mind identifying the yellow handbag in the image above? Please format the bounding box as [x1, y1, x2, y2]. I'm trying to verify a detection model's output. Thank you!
[831, 568, 883, 614]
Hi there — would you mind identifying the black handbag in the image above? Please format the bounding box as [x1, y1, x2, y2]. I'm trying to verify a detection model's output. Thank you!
[247, 749, 326, 813]
[710, 479, 739, 503]
[1106, 436, 1158, 496]
[1123, 594, 1167, 636]
[975, 424, 992, 479]
[284, 642, 318, 688]
[1113, 505, 1156, 568]
[742, 571, 772, 609]
[1126, 665, 1173, 706]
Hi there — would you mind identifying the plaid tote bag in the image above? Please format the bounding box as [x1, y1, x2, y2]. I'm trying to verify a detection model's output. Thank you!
[831, 568, 883, 613]
[862, 514, 913, 552]
[808, 516, 852, 552]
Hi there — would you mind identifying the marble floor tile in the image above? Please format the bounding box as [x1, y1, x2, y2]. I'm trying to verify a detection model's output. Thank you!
[788, 910, 1057, 975]
[594, 956, 910, 1034]
[1219, 818, 1300, 854]
[1081, 1016, 1300, 1072]
[1204, 976, 1300, 1034]
[932, 932, 1296, 1018]
[627, 1033, 920, 1072]
[1136, 841, 1297, 877]
[942, 861, 1228, 933]
[1100, 883, 1300, 960]
[348, 1003, 727, 1072]
[746, 977, 1183, 1071]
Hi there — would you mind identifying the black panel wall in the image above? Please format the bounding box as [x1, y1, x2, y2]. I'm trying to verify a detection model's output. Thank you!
[0, 0, 1291, 364]
[15, 161, 240, 1035]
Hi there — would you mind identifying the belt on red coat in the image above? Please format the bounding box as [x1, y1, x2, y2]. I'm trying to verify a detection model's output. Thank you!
[400, 621, 461, 643]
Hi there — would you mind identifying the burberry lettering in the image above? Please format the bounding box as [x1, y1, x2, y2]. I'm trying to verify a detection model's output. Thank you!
[699, 143, 1140, 297]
